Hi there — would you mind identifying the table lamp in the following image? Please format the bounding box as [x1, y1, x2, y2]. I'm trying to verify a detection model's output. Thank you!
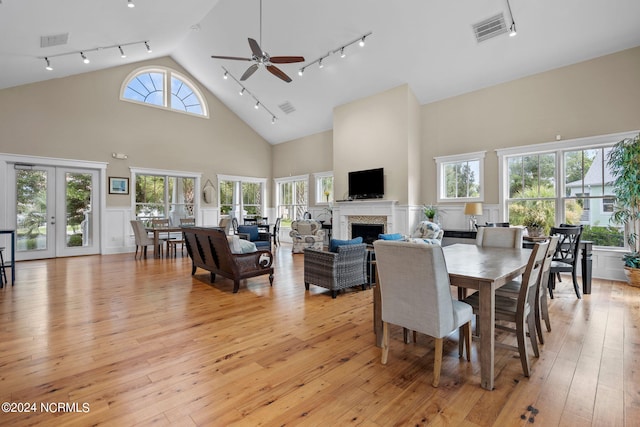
[464, 202, 483, 230]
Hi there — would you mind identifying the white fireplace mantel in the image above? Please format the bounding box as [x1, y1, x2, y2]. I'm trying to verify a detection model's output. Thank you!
[333, 200, 400, 239]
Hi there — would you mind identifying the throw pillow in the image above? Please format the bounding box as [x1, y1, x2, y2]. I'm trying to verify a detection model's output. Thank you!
[378, 233, 403, 241]
[227, 235, 243, 254]
[329, 236, 363, 253]
[412, 221, 441, 239]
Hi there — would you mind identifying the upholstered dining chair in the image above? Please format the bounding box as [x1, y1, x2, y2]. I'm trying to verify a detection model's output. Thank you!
[373, 240, 473, 387]
[475, 226, 523, 248]
[496, 236, 559, 345]
[463, 241, 548, 378]
[130, 220, 156, 259]
[549, 225, 583, 299]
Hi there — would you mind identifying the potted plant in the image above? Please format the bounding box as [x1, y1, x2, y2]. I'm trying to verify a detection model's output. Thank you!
[522, 210, 546, 238]
[423, 204, 437, 222]
[606, 133, 640, 286]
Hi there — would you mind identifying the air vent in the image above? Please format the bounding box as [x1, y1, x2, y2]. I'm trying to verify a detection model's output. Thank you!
[472, 13, 507, 43]
[40, 33, 69, 48]
[278, 101, 296, 115]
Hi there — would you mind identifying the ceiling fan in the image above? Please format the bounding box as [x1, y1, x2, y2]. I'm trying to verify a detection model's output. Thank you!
[211, 0, 304, 83]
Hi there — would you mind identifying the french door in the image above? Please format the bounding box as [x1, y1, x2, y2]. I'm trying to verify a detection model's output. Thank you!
[10, 165, 100, 260]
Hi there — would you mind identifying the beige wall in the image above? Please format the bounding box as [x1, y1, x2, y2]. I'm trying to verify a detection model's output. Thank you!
[271, 129, 333, 205]
[421, 46, 640, 205]
[0, 56, 271, 207]
[333, 84, 415, 204]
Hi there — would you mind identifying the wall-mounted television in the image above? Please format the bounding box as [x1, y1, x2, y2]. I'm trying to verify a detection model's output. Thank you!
[348, 167, 384, 200]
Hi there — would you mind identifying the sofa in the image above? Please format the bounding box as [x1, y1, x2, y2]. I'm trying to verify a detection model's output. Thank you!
[183, 226, 274, 293]
[289, 219, 325, 253]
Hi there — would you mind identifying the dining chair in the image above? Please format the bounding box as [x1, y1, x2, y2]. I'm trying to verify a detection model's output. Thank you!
[475, 226, 523, 248]
[130, 220, 156, 259]
[218, 217, 232, 234]
[166, 218, 195, 257]
[549, 225, 582, 299]
[463, 241, 548, 378]
[373, 240, 473, 387]
[272, 217, 281, 247]
[151, 218, 174, 257]
[0, 247, 7, 286]
[496, 236, 559, 344]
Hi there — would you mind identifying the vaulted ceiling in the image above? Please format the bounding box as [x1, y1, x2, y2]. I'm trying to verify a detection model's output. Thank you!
[1, 0, 639, 144]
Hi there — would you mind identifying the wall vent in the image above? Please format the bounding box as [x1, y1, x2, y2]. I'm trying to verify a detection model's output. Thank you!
[278, 101, 296, 115]
[40, 33, 69, 48]
[472, 13, 507, 43]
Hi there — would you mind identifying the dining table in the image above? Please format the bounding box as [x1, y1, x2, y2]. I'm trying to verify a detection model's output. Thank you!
[373, 243, 533, 391]
[145, 226, 182, 259]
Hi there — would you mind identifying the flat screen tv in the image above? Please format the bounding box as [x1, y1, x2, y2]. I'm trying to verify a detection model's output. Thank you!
[348, 168, 384, 200]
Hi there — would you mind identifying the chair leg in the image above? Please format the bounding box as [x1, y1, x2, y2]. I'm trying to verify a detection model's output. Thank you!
[381, 322, 390, 364]
[527, 312, 540, 358]
[541, 288, 551, 332]
[548, 274, 555, 299]
[572, 269, 582, 299]
[464, 322, 471, 361]
[534, 292, 544, 345]
[433, 338, 443, 387]
[516, 317, 531, 377]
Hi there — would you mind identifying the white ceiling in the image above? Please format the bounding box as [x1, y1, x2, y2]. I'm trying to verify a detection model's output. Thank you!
[1, 0, 639, 144]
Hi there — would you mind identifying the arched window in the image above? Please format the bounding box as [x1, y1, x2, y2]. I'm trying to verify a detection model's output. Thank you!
[121, 66, 208, 117]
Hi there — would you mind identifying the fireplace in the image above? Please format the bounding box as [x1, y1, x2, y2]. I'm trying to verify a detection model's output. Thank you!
[351, 223, 385, 245]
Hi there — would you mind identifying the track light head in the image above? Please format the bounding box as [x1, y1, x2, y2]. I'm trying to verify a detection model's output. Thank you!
[223, 71, 228, 79]
[80, 52, 90, 64]
[44, 57, 53, 71]
[119, 46, 126, 58]
[271, 116, 276, 124]
[145, 41, 152, 53]
[509, 22, 517, 37]
[239, 87, 245, 96]
[359, 36, 366, 47]
[318, 58, 324, 69]
[298, 68, 304, 76]
[340, 47, 346, 58]
[128, 0, 135, 8]
[254, 101, 260, 110]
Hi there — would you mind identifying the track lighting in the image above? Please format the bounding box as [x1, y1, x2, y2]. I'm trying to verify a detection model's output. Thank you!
[38, 40, 151, 70]
[221, 66, 278, 124]
[127, 0, 135, 8]
[301, 31, 372, 76]
[506, 0, 517, 37]
[223, 71, 228, 79]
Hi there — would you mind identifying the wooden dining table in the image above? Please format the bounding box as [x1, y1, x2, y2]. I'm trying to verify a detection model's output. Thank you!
[373, 243, 532, 391]
[146, 226, 182, 259]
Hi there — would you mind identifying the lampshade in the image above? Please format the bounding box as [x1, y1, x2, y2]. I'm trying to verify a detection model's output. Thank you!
[464, 202, 483, 216]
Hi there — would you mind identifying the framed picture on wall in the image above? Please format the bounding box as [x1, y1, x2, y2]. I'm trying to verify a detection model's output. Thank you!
[109, 177, 129, 195]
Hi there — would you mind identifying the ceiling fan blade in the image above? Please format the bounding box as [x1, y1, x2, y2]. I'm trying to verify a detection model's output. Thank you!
[270, 56, 305, 64]
[248, 38, 263, 58]
[266, 65, 292, 83]
[240, 64, 259, 81]
[211, 55, 253, 61]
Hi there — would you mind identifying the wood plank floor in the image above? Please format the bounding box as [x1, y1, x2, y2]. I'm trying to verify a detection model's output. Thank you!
[0, 245, 638, 426]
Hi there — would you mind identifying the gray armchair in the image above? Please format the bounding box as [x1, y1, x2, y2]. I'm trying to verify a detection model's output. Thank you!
[303, 244, 367, 298]
[289, 219, 325, 253]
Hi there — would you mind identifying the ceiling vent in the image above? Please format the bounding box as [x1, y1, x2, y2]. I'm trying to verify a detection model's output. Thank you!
[472, 13, 507, 43]
[278, 101, 296, 115]
[40, 33, 69, 48]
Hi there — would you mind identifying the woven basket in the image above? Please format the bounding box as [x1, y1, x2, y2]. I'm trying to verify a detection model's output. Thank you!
[624, 266, 640, 287]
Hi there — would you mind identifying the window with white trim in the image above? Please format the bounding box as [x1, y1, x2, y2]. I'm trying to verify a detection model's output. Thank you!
[314, 171, 333, 204]
[275, 175, 308, 227]
[497, 132, 636, 248]
[435, 151, 485, 202]
[218, 175, 266, 222]
[132, 168, 199, 226]
[121, 66, 208, 117]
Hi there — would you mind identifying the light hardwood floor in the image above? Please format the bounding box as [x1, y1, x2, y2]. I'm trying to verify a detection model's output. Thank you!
[0, 245, 638, 426]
